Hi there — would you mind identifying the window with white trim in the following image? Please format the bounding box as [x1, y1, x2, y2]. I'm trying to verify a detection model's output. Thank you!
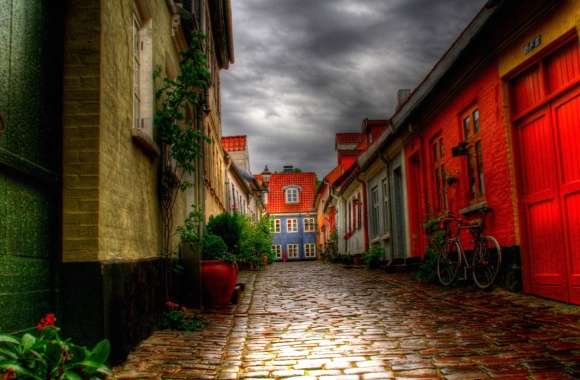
[272, 245, 282, 260]
[285, 188, 299, 204]
[370, 186, 380, 238]
[381, 178, 390, 234]
[287, 244, 299, 259]
[304, 217, 316, 232]
[287, 218, 298, 233]
[132, 11, 154, 137]
[304, 243, 316, 258]
[270, 219, 281, 233]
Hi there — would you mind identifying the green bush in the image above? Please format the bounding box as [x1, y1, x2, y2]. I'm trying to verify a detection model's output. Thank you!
[0, 314, 111, 379]
[363, 245, 384, 269]
[416, 221, 446, 283]
[201, 233, 233, 262]
[238, 216, 273, 269]
[207, 213, 244, 254]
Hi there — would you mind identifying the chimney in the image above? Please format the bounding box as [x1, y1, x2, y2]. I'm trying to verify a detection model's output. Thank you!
[262, 165, 272, 184]
[397, 89, 411, 108]
[283, 165, 294, 173]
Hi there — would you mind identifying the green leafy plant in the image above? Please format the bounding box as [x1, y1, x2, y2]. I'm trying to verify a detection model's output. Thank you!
[202, 233, 234, 262]
[416, 218, 446, 283]
[363, 245, 384, 269]
[0, 313, 111, 380]
[206, 213, 244, 254]
[238, 216, 273, 269]
[160, 301, 205, 332]
[155, 32, 211, 297]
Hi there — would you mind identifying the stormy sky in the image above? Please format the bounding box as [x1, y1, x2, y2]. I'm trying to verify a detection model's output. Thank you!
[221, 0, 488, 178]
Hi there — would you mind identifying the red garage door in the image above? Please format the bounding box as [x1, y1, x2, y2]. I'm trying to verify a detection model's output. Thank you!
[511, 35, 580, 304]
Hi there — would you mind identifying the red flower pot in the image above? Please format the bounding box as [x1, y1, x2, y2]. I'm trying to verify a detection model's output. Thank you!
[201, 260, 238, 305]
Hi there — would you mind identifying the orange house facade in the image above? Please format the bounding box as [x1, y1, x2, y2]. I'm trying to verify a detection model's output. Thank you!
[397, 0, 580, 304]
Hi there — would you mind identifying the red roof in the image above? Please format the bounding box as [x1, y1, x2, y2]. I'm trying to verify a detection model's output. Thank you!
[221, 135, 247, 152]
[266, 172, 317, 214]
[336, 133, 362, 145]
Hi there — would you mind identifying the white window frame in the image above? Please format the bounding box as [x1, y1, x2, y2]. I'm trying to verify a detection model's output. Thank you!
[287, 218, 298, 233]
[270, 219, 281, 233]
[132, 12, 154, 137]
[303, 217, 316, 232]
[272, 245, 282, 260]
[304, 243, 316, 258]
[370, 186, 380, 238]
[285, 188, 299, 204]
[381, 178, 390, 235]
[287, 244, 299, 259]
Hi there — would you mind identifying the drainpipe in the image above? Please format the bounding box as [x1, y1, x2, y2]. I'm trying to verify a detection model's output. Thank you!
[356, 175, 369, 253]
[224, 155, 232, 213]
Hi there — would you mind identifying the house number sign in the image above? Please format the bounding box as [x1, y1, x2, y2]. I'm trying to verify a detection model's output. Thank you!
[524, 35, 542, 54]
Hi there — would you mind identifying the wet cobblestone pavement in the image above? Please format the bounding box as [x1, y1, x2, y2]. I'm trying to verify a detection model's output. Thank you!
[114, 262, 580, 379]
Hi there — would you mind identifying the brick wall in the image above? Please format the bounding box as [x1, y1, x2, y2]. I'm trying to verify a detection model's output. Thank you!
[62, 0, 101, 262]
[405, 63, 518, 257]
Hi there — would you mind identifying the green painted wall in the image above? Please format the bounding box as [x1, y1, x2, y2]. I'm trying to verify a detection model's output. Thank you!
[0, 0, 60, 332]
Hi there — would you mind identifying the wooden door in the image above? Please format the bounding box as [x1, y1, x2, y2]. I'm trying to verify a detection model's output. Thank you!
[511, 35, 580, 304]
[0, 0, 60, 330]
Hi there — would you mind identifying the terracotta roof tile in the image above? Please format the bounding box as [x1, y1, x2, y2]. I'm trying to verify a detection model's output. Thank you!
[221, 135, 247, 152]
[266, 172, 317, 214]
[336, 133, 362, 145]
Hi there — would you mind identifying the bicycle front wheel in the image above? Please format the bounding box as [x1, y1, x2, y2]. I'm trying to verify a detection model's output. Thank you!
[437, 240, 462, 286]
[472, 235, 502, 290]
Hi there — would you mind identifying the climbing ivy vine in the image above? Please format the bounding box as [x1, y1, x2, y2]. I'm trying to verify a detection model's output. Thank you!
[155, 32, 210, 268]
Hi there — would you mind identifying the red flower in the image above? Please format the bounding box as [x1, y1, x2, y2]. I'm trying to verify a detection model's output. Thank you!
[36, 313, 57, 330]
[165, 300, 180, 310]
[2, 369, 15, 380]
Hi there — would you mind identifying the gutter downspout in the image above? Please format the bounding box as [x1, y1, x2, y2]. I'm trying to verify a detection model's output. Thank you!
[356, 175, 369, 253]
[224, 155, 232, 213]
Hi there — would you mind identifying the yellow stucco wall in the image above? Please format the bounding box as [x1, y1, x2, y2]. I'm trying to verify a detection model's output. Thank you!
[499, 0, 580, 77]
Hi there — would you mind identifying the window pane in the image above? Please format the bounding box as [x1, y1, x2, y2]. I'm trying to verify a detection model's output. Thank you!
[381, 179, 389, 234]
[476, 140, 485, 196]
[432, 141, 438, 160]
[439, 138, 444, 157]
[467, 147, 477, 199]
[473, 109, 480, 133]
[463, 116, 471, 140]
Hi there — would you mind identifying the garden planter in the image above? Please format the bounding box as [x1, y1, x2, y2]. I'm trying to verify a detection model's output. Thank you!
[201, 260, 238, 305]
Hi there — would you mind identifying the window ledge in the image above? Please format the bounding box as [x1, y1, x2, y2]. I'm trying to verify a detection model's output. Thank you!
[132, 128, 160, 157]
[459, 201, 489, 216]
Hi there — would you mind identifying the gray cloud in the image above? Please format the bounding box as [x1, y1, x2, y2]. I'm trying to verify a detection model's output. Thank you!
[221, 0, 487, 178]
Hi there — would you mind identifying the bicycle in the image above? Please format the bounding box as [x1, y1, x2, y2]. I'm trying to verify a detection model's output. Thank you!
[436, 211, 502, 289]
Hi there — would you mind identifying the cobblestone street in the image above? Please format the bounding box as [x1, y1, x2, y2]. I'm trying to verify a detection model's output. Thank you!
[115, 262, 580, 379]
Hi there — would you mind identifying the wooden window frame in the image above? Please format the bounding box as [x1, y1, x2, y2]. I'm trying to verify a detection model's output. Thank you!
[303, 217, 315, 232]
[430, 133, 447, 212]
[461, 107, 485, 202]
[287, 244, 299, 259]
[304, 243, 316, 258]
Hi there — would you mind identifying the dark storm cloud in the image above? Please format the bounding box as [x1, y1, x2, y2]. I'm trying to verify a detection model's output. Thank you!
[221, 0, 488, 178]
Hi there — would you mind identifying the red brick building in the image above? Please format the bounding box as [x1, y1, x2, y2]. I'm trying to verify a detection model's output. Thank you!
[394, 0, 580, 303]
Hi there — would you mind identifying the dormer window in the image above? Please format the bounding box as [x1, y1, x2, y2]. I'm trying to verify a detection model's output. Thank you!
[285, 187, 299, 204]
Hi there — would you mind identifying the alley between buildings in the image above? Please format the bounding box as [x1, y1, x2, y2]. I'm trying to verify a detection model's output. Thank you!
[115, 262, 580, 379]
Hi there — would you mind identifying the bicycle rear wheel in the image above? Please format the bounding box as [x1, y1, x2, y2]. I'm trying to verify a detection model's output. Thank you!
[437, 240, 462, 286]
[472, 235, 502, 290]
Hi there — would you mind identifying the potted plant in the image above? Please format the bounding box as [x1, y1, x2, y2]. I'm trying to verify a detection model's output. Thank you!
[201, 233, 237, 305]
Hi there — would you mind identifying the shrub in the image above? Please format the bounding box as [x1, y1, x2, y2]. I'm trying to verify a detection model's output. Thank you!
[238, 216, 273, 269]
[206, 213, 244, 254]
[363, 245, 384, 269]
[0, 314, 111, 380]
[416, 219, 446, 283]
[201, 233, 233, 262]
